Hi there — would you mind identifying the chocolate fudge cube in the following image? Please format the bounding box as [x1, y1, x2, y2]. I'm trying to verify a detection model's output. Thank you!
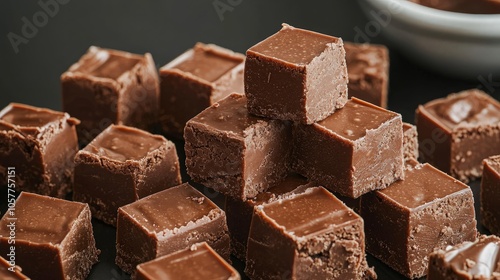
[0, 257, 29, 280]
[360, 163, 477, 278]
[135, 242, 240, 280]
[245, 23, 348, 124]
[416, 89, 500, 182]
[116, 183, 230, 274]
[0, 192, 99, 280]
[159, 43, 245, 137]
[185, 93, 291, 200]
[61, 46, 159, 145]
[293, 97, 404, 198]
[225, 174, 313, 260]
[344, 42, 389, 108]
[246, 187, 374, 280]
[403, 122, 419, 162]
[427, 235, 500, 280]
[0, 103, 79, 198]
[481, 155, 500, 235]
[73, 124, 181, 226]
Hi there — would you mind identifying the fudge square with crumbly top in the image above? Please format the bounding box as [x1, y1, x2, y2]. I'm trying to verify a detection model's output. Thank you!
[245, 23, 348, 124]
[185, 93, 291, 200]
[481, 155, 500, 235]
[61, 46, 159, 145]
[159, 43, 245, 138]
[360, 163, 477, 279]
[293, 97, 404, 198]
[416, 89, 500, 182]
[0, 103, 79, 198]
[246, 187, 375, 280]
[115, 183, 230, 274]
[73, 124, 181, 226]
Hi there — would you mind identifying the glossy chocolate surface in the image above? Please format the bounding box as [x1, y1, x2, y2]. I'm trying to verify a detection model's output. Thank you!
[0, 257, 29, 280]
[136, 242, 239, 280]
[0, 103, 65, 129]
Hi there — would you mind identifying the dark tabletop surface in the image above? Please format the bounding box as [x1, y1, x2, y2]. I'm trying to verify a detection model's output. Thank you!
[0, 0, 497, 279]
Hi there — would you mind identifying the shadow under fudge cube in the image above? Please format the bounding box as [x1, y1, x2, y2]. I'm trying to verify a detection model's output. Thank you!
[0, 192, 99, 280]
[416, 89, 500, 182]
[245, 187, 373, 280]
[427, 235, 500, 279]
[185, 93, 291, 201]
[360, 163, 477, 279]
[135, 242, 240, 280]
[115, 183, 230, 274]
[481, 155, 500, 235]
[344, 42, 389, 109]
[61, 46, 159, 146]
[245, 23, 348, 124]
[73, 124, 181, 226]
[0, 103, 79, 198]
[293, 97, 404, 198]
[225, 174, 313, 261]
[159, 43, 245, 138]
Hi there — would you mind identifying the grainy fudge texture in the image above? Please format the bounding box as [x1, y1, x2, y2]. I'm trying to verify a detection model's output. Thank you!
[0, 103, 79, 198]
[360, 163, 477, 279]
[344, 42, 389, 108]
[225, 174, 313, 260]
[185, 93, 291, 200]
[0, 256, 29, 280]
[293, 97, 404, 198]
[416, 89, 500, 182]
[61, 46, 159, 145]
[427, 235, 500, 280]
[135, 242, 240, 280]
[73, 124, 181, 226]
[481, 155, 500, 235]
[116, 183, 230, 274]
[403, 122, 419, 162]
[245, 23, 348, 124]
[159, 43, 245, 138]
[246, 187, 375, 280]
[0, 192, 99, 280]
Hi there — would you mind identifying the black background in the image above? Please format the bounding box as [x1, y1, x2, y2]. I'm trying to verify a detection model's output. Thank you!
[0, 0, 496, 279]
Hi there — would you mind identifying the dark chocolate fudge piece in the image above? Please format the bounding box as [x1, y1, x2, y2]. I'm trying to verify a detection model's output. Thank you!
[246, 187, 375, 280]
[62, 46, 159, 145]
[245, 23, 348, 124]
[416, 89, 500, 182]
[360, 163, 477, 279]
[74, 124, 181, 226]
[0, 257, 29, 280]
[0, 192, 99, 280]
[427, 235, 500, 280]
[185, 93, 291, 200]
[135, 242, 240, 280]
[403, 122, 419, 162]
[225, 174, 313, 260]
[481, 155, 500, 235]
[159, 43, 245, 138]
[0, 103, 79, 198]
[344, 42, 389, 108]
[293, 97, 404, 198]
[116, 183, 230, 274]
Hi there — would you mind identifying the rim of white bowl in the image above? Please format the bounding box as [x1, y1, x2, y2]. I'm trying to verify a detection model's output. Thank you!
[365, 0, 500, 39]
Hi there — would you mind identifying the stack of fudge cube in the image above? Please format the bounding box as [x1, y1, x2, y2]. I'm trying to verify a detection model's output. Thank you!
[1, 22, 500, 280]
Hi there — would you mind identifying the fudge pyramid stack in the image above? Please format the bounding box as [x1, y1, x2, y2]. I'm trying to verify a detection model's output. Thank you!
[184, 23, 478, 280]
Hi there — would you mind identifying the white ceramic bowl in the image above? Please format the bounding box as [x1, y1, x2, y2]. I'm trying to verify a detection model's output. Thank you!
[357, 0, 500, 79]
